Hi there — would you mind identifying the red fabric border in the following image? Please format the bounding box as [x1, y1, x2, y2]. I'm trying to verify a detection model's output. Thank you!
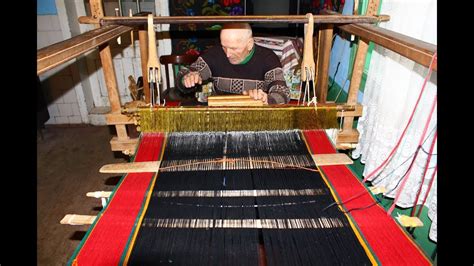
[303, 129, 431, 265]
[73, 133, 164, 265]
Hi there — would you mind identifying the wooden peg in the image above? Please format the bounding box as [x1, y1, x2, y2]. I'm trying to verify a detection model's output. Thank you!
[147, 14, 160, 84]
[129, 9, 134, 47]
[115, 8, 121, 45]
[301, 13, 315, 82]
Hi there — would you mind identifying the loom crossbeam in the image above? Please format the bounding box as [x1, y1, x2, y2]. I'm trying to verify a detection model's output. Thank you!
[99, 153, 352, 173]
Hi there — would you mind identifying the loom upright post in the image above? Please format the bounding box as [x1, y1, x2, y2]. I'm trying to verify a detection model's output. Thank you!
[315, 24, 333, 104]
[90, 0, 131, 152]
[139, 24, 151, 103]
[337, 0, 380, 145]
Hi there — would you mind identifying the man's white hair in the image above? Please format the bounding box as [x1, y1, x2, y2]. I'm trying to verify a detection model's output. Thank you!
[221, 23, 253, 43]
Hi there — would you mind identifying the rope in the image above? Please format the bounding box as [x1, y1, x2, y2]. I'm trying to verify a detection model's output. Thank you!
[411, 131, 437, 217]
[361, 51, 437, 183]
[387, 87, 437, 215]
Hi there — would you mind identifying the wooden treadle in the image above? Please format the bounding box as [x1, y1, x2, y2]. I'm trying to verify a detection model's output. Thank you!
[60, 214, 97, 225]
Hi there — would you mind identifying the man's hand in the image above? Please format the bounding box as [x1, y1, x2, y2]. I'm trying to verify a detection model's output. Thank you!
[182, 71, 202, 88]
[243, 89, 268, 104]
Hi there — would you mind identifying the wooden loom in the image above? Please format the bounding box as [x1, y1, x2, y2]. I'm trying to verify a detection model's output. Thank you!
[38, 0, 432, 156]
[37, 1, 436, 263]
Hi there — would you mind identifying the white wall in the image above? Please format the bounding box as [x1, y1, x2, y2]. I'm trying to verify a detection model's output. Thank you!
[38, 14, 85, 125]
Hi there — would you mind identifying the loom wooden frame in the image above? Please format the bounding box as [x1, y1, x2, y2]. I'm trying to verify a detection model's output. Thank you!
[36, 0, 437, 154]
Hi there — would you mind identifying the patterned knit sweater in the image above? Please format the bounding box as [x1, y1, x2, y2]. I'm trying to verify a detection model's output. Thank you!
[177, 44, 290, 104]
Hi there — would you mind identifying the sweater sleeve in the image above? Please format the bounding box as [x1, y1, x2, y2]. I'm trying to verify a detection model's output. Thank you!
[176, 56, 213, 93]
[264, 67, 290, 104]
[261, 48, 290, 104]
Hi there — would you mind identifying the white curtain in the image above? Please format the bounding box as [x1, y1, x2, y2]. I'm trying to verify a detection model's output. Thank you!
[351, 0, 437, 241]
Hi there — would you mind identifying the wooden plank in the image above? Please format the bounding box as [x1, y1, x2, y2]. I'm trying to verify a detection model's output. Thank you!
[311, 153, 353, 166]
[322, 9, 436, 71]
[86, 191, 112, 198]
[338, 23, 437, 71]
[100, 154, 352, 173]
[337, 103, 363, 117]
[78, 14, 390, 26]
[99, 44, 122, 113]
[100, 161, 161, 173]
[37, 25, 132, 75]
[115, 124, 129, 139]
[90, 0, 122, 113]
[138, 28, 150, 102]
[336, 128, 360, 143]
[106, 113, 136, 125]
[207, 95, 264, 106]
[60, 214, 96, 225]
[208, 95, 254, 100]
[110, 136, 138, 155]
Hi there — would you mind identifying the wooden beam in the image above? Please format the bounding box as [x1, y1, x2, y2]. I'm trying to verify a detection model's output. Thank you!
[100, 161, 162, 173]
[338, 23, 437, 71]
[106, 113, 136, 125]
[37, 25, 131, 75]
[115, 124, 129, 140]
[90, 0, 122, 113]
[78, 14, 390, 26]
[337, 103, 363, 117]
[315, 24, 333, 103]
[337, 0, 380, 146]
[336, 128, 360, 143]
[322, 10, 436, 71]
[110, 136, 138, 155]
[99, 153, 352, 173]
[138, 27, 150, 102]
[208, 95, 264, 106]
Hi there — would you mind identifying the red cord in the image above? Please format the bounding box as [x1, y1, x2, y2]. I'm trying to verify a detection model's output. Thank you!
[410, 130, 437, 217]
[362, 51, 437, 183]
[387, 93, 437, 215]
[416, 164, 437, 218]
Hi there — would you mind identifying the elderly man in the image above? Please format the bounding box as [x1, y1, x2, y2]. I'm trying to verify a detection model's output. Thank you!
[177, 23, 290, 105]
